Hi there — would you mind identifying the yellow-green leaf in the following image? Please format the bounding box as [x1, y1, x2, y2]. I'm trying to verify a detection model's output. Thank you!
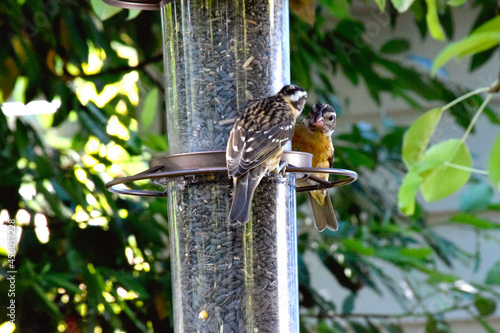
[91, 0, 122, 21]
[398, 171, 423, 215]
[373, 0, 386, 11]
[425, 0, 445, 41]
[432, 32, 500, 75]
[390, 0, 415, 12]
[472, 16, 500, 35]
[402, 107, 444, 168]
[127, 9, 141, 20]
[141, 87, 159, 131]
[488, 132, 500, 191]
[447, 0, 466, 6]
[420, 139, 472, 202]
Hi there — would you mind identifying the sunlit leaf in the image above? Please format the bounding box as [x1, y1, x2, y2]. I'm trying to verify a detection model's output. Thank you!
[398, 171, 423, 215]
[402, 107, 444, 168]
[425, 0, 445, 41]
[420, 139, 472, 202]
[91, 0, 122, 21]
[127, 9, 141, 20]
[140, 87, 159, 131]
[373, 0, 386, 11]
[432, 32, 500, 75]
[472, 16, 500, 35]
[488, 132, 500, 191]
[390, 0, 415, 12]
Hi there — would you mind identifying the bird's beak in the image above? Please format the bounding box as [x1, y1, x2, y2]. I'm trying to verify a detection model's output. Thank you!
[313, 113, 324, 128]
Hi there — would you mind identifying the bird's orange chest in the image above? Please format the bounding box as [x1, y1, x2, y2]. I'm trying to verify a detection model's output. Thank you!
[292, 127, 333, 168]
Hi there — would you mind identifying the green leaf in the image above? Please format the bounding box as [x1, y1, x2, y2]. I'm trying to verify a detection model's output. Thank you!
[420, 139, 472, 202]
[459, 183, 493, 212]
[31, 283, 64, 320]
[472, 16, 500, 35]
[451, 213, 500, 229]
[425, 0, 445, 40]
[470, 47, 498, 71]
[342, 293, 356, 314]
[488, 132, 500, 191]
[398, 171, 423, 215]
[475, 295, 497, 316]
[384, 323, 404, 333]
[45, 273, 84, 295]
[127, 9, 141, 20]
[376, 247, 422, 265]
[426, 316, 452, 333]
[140, 133, 168, 152]
[447, 0, 466, 6]
[390, 0, 415, 12]
[141, 87, 159, 131]
[91, 0, 122, 21]
[485, 261, 500, 285]
[318, 0, 351, 19]
[373, 0, 385, 11]
[402, 107, 445, 168]
[380, 39, 410, 54]
[400, 247, 433, 259]
[343, 239, 375, 256]
[432, 32, 500, 75]
[425, 270, 459, 284]
[474, 315, 497, 333]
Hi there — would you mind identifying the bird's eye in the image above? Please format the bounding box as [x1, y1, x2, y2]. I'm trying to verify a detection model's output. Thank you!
[328, 116, 334, 121]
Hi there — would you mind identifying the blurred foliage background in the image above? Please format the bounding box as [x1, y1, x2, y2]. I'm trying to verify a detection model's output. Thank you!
[1, 0, 500, 332]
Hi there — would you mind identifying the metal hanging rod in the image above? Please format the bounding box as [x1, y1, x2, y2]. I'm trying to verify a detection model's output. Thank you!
[102, 0, 161, 10]
[105, 151, 358, 197]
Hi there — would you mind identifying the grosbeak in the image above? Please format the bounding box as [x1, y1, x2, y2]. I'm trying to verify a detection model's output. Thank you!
[226, 85, 308, 224]
[292, 103, 338, 231]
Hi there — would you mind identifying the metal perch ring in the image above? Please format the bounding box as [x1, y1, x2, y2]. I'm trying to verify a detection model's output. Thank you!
[105, 151, 357, 197]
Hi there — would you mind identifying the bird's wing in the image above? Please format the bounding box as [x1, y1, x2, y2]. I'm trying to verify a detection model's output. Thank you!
[227, 117, 247, 176]
[228, 102, 295, 178]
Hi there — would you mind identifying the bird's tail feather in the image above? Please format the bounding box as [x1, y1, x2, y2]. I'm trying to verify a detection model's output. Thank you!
[229, 170, 264, 224]
[308, 191, 338, 231]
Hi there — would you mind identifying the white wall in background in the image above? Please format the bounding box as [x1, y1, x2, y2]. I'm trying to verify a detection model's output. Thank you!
[308, 5, 500, 332]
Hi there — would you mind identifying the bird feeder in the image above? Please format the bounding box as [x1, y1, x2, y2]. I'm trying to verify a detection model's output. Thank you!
[103, 0, 357, 332]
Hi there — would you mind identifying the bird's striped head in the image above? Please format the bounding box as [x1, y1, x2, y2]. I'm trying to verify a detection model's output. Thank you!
[305, 103, 336, 135]
[278, 85, 308, 116]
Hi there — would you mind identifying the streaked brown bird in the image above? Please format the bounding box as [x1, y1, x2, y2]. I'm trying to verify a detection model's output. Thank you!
[226, 85, 308, 224]
[292, 103, 338, 231]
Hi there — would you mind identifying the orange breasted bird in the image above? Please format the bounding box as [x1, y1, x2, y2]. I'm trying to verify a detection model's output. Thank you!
[292, 103, 338, 231]
[226, 85, 308, 224]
